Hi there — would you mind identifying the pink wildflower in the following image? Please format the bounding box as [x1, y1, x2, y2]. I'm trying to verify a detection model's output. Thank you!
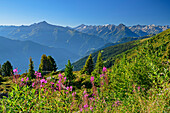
[91, 76, 94, 82]
[44, 80, 47, 83]
[38, 73, 42, 77]
[26, 77, 29, 81]
[90, 107, 93, 110]
[32, 82, 35, 87]
[70, 86, 73, 91]
[84, 94, 89, 97]
[83, 90, 86, 94]
[103, 67, 107, 72]
[21, 78, 24, 82]
[66, 86, 69, 90]
[64, 77, 66, 81]
[58, 73, 62, 78]
[84, 104, 88, 108]
[13, 69, 18, 73]
[72, 92, 76, 96]
[138, 86, 141, 91]
[40, 79, 46, 83]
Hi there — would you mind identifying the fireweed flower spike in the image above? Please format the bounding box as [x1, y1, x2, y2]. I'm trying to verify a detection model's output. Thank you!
[138, 86, 141, 91]
[21, 78, 24, 82]
[32, 82, 35, 87]
[103, 67, 107, 72]
[91, 76, 94, 82]
[64, 77, 66, 81]
[13, 69, 18, 73]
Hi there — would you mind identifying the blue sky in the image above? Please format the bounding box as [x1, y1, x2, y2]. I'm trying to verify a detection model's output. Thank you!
[0, 0, 170, 27]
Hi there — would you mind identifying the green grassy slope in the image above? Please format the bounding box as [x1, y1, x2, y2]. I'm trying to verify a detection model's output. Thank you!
[73, 29, 169, 71]
[72, 38, 148, 71]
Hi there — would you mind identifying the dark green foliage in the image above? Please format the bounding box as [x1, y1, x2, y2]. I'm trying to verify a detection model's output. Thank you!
[0, 64, 1, 75]
[80, 54, 94, 75]
[65, 60, 74, 81]
[47, 56, 57, 72]
[1, 61, 13, 77]
[39, 55, 57, 73]
[39, 54, 48, 72]
[93, 51, 103, 74]
[28, 57, 35, 79]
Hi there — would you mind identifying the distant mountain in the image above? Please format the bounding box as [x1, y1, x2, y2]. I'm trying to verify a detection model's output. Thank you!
[74, 24, 170, 42]
[129, 24, 170, 36]
[0, 21, 106, 56]
[0, 36, 79, 73]
[74, 24, 139, 42]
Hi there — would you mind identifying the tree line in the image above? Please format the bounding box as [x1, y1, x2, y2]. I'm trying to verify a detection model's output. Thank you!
[0, 51, 104, 82]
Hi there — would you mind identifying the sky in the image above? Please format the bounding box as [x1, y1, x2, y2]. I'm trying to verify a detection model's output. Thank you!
[0, 0, 170, 27]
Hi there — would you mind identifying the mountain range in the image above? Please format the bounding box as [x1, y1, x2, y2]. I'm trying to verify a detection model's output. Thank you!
[0, 21, 106, 56]
[0, 36, 78, 73]
[74, 24, 170, 42]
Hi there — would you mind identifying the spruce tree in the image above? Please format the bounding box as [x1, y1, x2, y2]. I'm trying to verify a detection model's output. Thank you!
[1, 61, 13, 77]
[81, 54, 94, 75]
[0, 64, 1, 75]
[47, 56, 57, 72]
[94, 51, 103, 74]
[28, 57, 35, 79]
[39, 54, 48, 72]
[65, 60, 74, 81]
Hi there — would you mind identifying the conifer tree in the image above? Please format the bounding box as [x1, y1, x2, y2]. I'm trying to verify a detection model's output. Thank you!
[47, 56, 57, 72]
[39, 54, 48, 72]
[0, 64, 1, 75]
[65, 60, 74, 81]
[1, 61, 13, 77]
[93, 51, 103, 74]
[28, 57, 35, 79]
[81, 54, 94, 75]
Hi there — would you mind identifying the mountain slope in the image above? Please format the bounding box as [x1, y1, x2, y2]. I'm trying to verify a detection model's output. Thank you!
[0, 36, 78, 73]
[72, 40, 140, 71]
[73, 28, 170, 71]
[0, 21, 106, 56]
[85, 34, 155, 55]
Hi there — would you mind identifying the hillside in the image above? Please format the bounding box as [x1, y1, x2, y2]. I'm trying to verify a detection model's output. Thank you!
[0, 36, 79, 73]
[0, 21, 106, 56]
[73, 40, 140, 71]
[85, 34, 155, 55]
[73, 29, 170, 71]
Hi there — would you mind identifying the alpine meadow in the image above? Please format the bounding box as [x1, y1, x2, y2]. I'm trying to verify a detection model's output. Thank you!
[0, 0, 170, 112]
